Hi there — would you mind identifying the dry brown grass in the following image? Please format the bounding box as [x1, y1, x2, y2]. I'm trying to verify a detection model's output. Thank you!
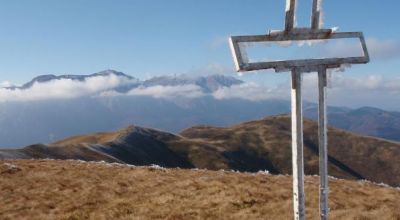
[52, 126, 134, 146]
[1, 160, 399, 220]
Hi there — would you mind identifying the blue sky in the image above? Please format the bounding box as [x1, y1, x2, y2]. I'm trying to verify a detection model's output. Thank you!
[0, 0, 399, 85]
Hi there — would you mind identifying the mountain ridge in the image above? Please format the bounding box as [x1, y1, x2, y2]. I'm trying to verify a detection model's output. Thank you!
[305, 105, 400, 141]
[6, 69, 244, 93]
[1, 115, 400, 187]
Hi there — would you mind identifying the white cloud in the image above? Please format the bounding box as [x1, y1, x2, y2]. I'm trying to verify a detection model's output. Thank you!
[310, 73, 400, 94]
[0, 74, 135, 102]
[326, 75, 400, 109]
[184, 63, 235, 77]
[1, 71, 399, 110]
[321, 38, 400, 61]
[127, 85, 205, 99]
[212, 82, 289, 101]
[212, 72, 400, 110]
[292, 73, 400, 109]
[0, 81, 14, 88]
[366, 38, 400, 60]
[318, 39, 363, 58]
[210, 35, 230, 49]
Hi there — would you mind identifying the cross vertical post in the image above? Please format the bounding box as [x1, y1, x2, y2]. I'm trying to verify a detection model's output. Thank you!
[291, 69, 305, 220]
[311, 0, 322, 30]
[285, 0, 297, 32]
[318, 68, 329, 220]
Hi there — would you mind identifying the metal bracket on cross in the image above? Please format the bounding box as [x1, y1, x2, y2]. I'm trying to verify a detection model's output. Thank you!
[229, 0, 370, 220]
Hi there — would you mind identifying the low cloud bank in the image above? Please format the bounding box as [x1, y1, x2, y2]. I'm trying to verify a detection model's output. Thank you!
[0, 74, 135, 102]
[212, 82, 288, 101]
[1, 73, 399, 110]
[367, 38, 400, 60]
[0, 81, 14, 88]
[322, 38, 400, 61]
[127, 85, 204, 99]
[212, 73, 400, 109]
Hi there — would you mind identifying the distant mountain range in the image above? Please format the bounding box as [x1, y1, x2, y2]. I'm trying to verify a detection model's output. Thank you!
[22, 70, 136, 89]
[5, 69, 243, 93]
[0, 70, 399, 148]
[305, 106, 400, 141]
[1, 115, 399, 187]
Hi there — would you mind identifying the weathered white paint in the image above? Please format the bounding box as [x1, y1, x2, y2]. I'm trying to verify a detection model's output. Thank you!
[229, 32, 369, 73]
[312, 0, 323, 29]
[318, 68, 329, 220]
[285, 0, 297, 31]
[291, 70, 305, 220]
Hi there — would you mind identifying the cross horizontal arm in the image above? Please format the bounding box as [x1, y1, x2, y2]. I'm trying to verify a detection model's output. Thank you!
[229, 31, 369, 73]
[230, 31, 362, 43]
[238, 57, 366, 73]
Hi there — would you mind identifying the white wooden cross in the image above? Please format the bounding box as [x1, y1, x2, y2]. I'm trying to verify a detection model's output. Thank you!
[229, 0, 369, 219]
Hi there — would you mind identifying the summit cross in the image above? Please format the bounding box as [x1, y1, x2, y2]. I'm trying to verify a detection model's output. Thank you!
[229, 0, 370, 219]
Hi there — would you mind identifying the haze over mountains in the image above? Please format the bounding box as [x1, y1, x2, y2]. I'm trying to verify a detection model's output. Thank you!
[305, 106, 400, 141]
[0, 70, 399, 148]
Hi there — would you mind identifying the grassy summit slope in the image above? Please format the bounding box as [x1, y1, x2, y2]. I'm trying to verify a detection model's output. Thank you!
[0, 160, 399, 220]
